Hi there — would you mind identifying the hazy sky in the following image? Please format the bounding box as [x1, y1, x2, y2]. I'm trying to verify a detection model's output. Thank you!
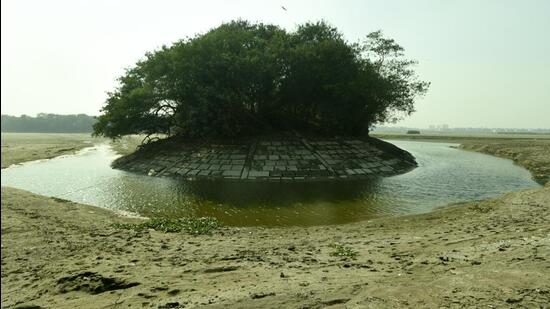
[2, 0, 549, 128]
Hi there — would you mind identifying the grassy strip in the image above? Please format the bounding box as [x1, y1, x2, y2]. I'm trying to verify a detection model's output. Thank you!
[113, 217, 221, 235]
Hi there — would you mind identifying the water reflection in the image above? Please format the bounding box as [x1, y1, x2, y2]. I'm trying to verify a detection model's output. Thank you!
[183, 179, 380, 206]
[149, 179, 390, 226]
[1, 141, 541, 227]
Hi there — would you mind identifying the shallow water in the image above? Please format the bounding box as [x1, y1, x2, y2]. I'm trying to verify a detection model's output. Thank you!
[1, 140, 540, 226]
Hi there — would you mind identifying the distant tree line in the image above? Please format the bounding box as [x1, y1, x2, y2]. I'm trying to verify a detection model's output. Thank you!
[1, 113, 96, 133]
[94, 20, 429, 140]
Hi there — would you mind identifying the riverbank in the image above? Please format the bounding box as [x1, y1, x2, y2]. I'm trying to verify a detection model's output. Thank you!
[2, 185, 549, 308]
[372, 131, 550, 144]
[1, 133, 144, 169]
[2, 134, 549, 308]
[459, 141, 550, 185]
[374, 132, 550, 185]
[0, 133, 99, 168]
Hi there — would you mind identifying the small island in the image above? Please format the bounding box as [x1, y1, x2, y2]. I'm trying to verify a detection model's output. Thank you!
[112, 133, 417, 181]
[94, 20, 429, 181]
[2, 6, 550, 308]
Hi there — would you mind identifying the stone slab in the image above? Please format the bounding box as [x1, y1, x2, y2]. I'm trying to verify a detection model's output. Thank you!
[113, 136, 417, 182]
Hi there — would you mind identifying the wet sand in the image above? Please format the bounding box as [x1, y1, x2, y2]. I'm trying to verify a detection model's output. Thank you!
[1, 134, 549, 308]
[1, 133, 100, 169]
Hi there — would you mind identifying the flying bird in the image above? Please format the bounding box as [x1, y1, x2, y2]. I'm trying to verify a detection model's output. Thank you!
[281, 6, 287, 11]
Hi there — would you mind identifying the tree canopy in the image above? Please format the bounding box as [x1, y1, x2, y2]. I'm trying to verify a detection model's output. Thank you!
[93, 20, 429, 140]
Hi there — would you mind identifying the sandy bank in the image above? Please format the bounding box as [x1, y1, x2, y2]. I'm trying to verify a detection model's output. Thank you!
[1, 133, 142, 169]
[0, 133, 100, 169]
[1, 134, 549, 308]
[459, 140, 550, 185]
[2, 184, 550, 308]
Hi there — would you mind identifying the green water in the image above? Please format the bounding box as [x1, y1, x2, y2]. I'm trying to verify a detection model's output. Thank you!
[1, 141, 540, 226]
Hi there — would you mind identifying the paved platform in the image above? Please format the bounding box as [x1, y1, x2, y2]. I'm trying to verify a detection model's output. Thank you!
[112, 136, 417, 182]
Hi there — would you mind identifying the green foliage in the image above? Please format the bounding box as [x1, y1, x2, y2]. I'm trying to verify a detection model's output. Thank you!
[94, 20, 429, 139]
[330, 243, 359, 259]
[1, 113, 96, 133]
[360, 30, 430, 126]
[112, 217, 221, 235]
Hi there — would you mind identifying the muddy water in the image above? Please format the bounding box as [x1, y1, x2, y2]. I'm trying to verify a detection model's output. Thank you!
[1, 141, 540, 226]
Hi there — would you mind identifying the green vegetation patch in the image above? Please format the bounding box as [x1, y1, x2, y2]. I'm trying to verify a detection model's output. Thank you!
[93, 20, 429, 140]
[113, 217, 221, 235]
[330, 243, 359, 259]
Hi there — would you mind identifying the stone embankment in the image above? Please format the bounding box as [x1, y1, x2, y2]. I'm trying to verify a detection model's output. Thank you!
[113, 135, 417, 182]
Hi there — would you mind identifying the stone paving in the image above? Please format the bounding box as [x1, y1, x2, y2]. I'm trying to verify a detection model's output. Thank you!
[113, 136, 417, 182]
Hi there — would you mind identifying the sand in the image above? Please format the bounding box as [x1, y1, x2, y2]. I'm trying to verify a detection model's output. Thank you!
[1, 133, 100, 169]
[1, 133, 143, 169]
[1, 133, 549, 308]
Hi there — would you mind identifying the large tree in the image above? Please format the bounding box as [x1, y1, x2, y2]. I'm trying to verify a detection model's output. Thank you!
[93, 20, 428, 140]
